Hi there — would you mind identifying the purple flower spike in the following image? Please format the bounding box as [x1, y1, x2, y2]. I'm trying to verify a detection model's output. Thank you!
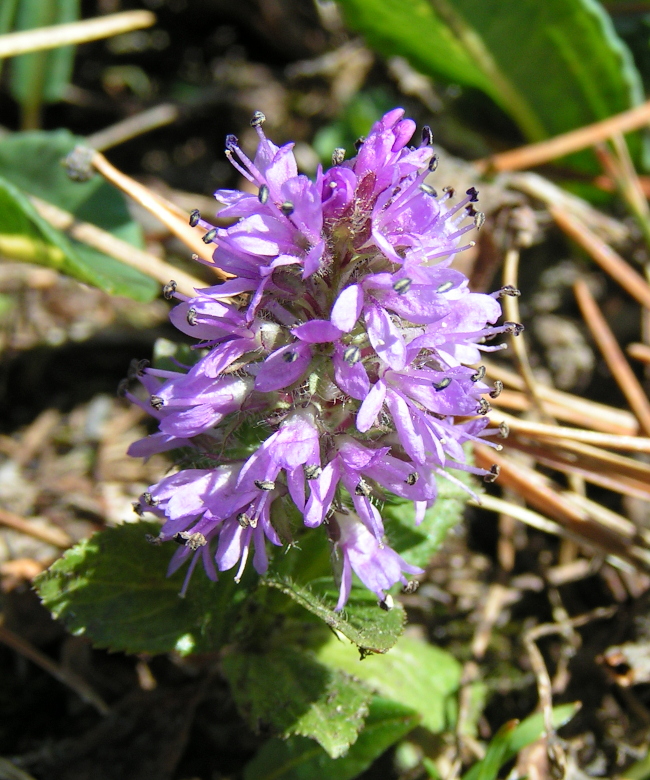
[130, 108, 514, 606]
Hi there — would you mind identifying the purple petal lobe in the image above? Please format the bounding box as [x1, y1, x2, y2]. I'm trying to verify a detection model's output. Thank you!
[254, 342, 312, 392]
[293, 320, 343, 343]
[331, 285, 363, 332]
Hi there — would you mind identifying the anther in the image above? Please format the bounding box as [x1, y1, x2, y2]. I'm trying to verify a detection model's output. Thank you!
[258, 184, 269, 204]
[436, 280, 454, 293]
[354, 136, 366, 150]
[466, 186, 479, 202]
[474, 211, 485, 230]
[405, 472, 419, 486]
[477, 398, 491, 415]
[305, 465, 322, 480]
[483, 464, 500, 483]
[428, 154, 439, 172]
[489, 380, 503, 399]
[498, 421, 510, 439]
[280, 201, 295, 216]
[237, 512, 251, 528]
[433, 377, 451, 391]
[504, 321, 525, 336]
[499, 285, 521, 297]
[343, 345, 361, 365]
[250, 111, 266, 127]
[355, 478, 371, 497]
[421, 125, 434, 146]
[173, 531, 207, 550]
[466, 204, 478, 217]
[163, 280, 177, 300]
[443, 186, 455, 197]
[145, 533, 162, 545]
[393, 277, 412, 295]
[117, 378, 129, 397]
[283, 350, 298, 363]
[132, 502, 144, 517]
[202, 228, 217, 244]
[150, 395, 164, 410]
[471, 365, 486, 382]
[254, 479, 276, 491]
[402, 580, 420, 594]
[189, 209, 201, 227]
[143, 492, 158, 506]
[225, 134, 238, 151]
[332, 148, 346, 165]
[187, 307, 197, 326]
[128, 358, 149, 379]
[419, 183, 437, 197]
[379, 594, 394, 611]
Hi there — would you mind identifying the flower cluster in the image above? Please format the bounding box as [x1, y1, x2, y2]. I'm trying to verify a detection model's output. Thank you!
[128, 109, 517, 609]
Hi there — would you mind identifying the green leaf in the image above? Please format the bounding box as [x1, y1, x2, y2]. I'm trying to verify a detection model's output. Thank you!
[337, 0, 643, 143]
[10, 0, 80, 121]
[316, 634, 461, 733]
[383, 470, 475, 569]
[243, 697, 420, 780]
[461, 702, 580, 780]
[263, 575, 404, 654]
[35, 521, 255, 655]
[222, 648, 372, 758]
[0, 130, 158, 300]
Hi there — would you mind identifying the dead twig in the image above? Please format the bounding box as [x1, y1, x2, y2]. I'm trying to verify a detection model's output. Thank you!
[0, 508, 72, 549]
[86, 104, 180, 153]
[574, 279, 650, 436]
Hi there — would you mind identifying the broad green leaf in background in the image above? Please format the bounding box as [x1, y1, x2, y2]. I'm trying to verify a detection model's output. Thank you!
[10, 0, 80, 128]
[222, 648, 372, 758]
[317, 634, 462, 733]
[0, 130, 158, 301]
[243, 697, 420, 780]
[337, 0, 643, 144]
[383, 471, 474, 569]
[263, 575, 405, 654]
[461, 702, 580, 780]
[35, 521, 256, 655]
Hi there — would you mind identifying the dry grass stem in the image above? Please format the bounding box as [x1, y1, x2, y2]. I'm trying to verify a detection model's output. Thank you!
[574, 279, 650, 435]
[0, 508, 72, 549]
[91, 152, 229, 274]
[30, 195, 207, 297]
[628, 342, 650, 365]
[475, 98, 650, 173]
[552, 207, 650, 310]
[0, 11, 156, 59]
[86, 104, 180, 152]
[0, 623, 110, 715]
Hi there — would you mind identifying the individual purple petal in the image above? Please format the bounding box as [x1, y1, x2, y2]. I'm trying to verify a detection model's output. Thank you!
[293, 320, 343, 343]
[302, 239, 324, 278]
[365, 304, 406, 369]
[333, 347, 369, 400]
[356, 379, 385, 432]
[331, 285, 363, 332]
[254, 341, 312, 392]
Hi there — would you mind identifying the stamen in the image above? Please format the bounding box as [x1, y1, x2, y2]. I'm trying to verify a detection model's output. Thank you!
[250, 110, 266, 127]
[238, 512, 251, 528]
[174, 531, 207, 550]
[283, 350, 298, 363]
[442, 186, 455, 198]
[258, 184, 269, 204]
[202, 228, 218, 244]
[379, 594, 394, 611]
[433, 377, 451, 391]
[428, 154, 439, 172]
[343, 345, 361, 365]
[332, 148, 346, 165]
[474, 211, 485, 230]
[117, 378, 129, 397]
[354, 136, 366, 150]
[477, 398, 491, 415]
[489, 380, 503, 399]
[189, 209, 201, 227]
[471, 365, 486, 382]
[225, 134, 238, 152]
[187, 307, 197, 326]
[402, 580, 420, 594]
[483, 464, 500, 483]
[393, 277, 412, 295]
[254, 479, 276, 491]
[466, 186, 479, 202]
[504, 321, 525, 336]
[436, 280, 454, 293]
[355, 478, 371, 497]
[498, 421, 509, 439]
[150, 395, 164, 410]
[421, 125, 434, 146]
[143, 492, 158, 506]
[132, 502, 144, 517]
[496, 285, 521, 298]
[305, 465, 322, 480]
[280, 201, 295, 216]
[419, 183, 437, 197]
[163, 280, 177, 300]
[405, 472, 419, 485]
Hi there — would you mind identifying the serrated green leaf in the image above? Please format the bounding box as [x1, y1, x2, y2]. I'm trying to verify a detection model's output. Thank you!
[0, 130, 158, 301]
[337, 0, 643, 145]
[462, 702, 580, 780]
[243, 696, 420, 780]
[35, 521, 255, 655]
[317, 634, 461, 733]
[383, 470, 474, 569]
[263, 575, 404, 654]
[222, 648, 372, 758]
